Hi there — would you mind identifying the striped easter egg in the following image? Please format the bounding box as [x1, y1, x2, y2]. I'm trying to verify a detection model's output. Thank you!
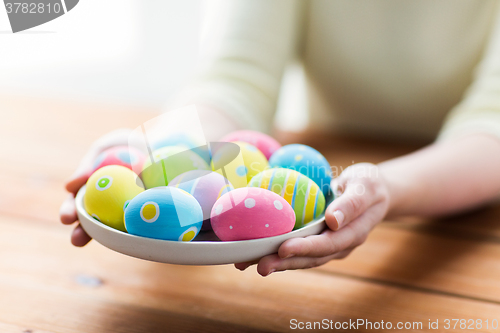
[169, 170, 234, 231]
[248, 168, 326, 229]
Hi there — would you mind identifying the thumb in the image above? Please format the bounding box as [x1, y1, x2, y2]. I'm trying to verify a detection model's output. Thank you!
[65, 148, 100, 194]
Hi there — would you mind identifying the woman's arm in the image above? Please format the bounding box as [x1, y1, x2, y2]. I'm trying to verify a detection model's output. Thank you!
[382, 134, 500, 218]
[172, 0, 303, 132]
[236, 133, 500, 276]
[236, 4, 500, 276]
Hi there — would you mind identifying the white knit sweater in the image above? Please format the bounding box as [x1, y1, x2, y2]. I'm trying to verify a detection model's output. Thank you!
[175, 0, 500, 141]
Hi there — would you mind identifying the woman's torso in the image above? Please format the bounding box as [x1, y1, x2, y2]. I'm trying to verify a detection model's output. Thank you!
[300, 0, 499, 140]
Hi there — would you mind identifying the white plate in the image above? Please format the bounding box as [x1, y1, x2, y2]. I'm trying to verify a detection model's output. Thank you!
[76, 186, 327, 265]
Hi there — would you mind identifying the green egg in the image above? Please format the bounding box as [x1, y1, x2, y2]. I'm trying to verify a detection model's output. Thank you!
[141, 146, 210, 189]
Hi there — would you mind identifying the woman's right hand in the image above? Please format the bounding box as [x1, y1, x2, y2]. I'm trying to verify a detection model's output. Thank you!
[59, 128, 133, 247]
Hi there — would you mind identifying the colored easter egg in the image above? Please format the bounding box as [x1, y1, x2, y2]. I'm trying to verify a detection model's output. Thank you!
[150, 132, 211, 161]
[220, 130, 282, 160]
[211, 141, 268, 188]
[210, 187, 295, 241]
[91, 145, 146, 174]
[169, 170, 234, 231]
[269, 144, 332, 196]
[124, 187, 203, 241]
[84, 165, 145, 232]
[150, 132, 199, 151]
[249, 168, 325, 229]
[141, 146, 210, 189]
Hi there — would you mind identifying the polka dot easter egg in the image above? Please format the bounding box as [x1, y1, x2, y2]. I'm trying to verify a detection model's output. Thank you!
[220, 130, 282, 160]
[249, 168, 325, 229]
[91, 146, 146, 174]
[84, 165, 145, 232]
[269, 144, 332, 196]
[141, 146, 210, 189]
[210, 187, 295, 241]
[211, 141, 268, 189]
[124, 187, 203, 242]
[169, 170, 234, 231]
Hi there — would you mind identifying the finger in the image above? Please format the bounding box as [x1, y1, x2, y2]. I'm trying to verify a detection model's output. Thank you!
[234, 260, 259, 271]
[94, 128, 133, 148]
[65, 147, 101, 194]
[331, 176, 347, 197]
[71, 224, 92, 247]
[60, 194, 78, 225]
[331, 164, 363, 196]
[66, 172, 91, 195]
[324, 181, 376, 231]
[278, 206, 381, 258]
[65, 129, 132, 195]
[331, 163, 380, 199]
[65, 148, 97, 195]
[278, 218, 369, 259]
[257, 250, 353, 277]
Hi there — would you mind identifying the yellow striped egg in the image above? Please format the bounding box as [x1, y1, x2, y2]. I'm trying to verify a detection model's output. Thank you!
[248, 168, 325, 229]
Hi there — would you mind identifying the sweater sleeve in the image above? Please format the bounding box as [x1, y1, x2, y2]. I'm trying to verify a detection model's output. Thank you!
[438, 4, 500, 142]
[170, 0, 303, 133]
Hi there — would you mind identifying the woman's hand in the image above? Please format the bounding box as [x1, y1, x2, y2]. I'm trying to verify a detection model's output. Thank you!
[235, 163, 392, 276]
[59, 128, 133, 247]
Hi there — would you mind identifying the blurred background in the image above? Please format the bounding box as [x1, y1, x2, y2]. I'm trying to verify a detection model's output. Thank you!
[0, 0, 306, 132]
[0, 0, 201, 107]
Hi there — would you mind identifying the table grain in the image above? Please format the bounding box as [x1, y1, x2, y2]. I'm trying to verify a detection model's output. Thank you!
[0, 94, 499, 333]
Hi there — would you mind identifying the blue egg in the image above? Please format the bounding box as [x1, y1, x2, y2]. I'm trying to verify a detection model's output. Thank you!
[151, 133, 199, 151]
[269, 144, 332, 196]
[124, 187, 203, 241]
[117, 150, 135, 164]
[150, 133, 211, 162]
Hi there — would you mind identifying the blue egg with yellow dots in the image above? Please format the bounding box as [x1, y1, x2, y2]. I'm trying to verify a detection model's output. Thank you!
[124, 187, 203, 242]
[269, 144, 332, 196]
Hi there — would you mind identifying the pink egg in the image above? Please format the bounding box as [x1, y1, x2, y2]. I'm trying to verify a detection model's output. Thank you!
[169, 170, 234, 231]
[220, 130, 281, 160]
[210, 187, 295, 241]
[91, 146, 146, 174]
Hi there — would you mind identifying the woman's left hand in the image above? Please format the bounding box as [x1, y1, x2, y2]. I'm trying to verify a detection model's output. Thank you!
[234, 163, 392, 276]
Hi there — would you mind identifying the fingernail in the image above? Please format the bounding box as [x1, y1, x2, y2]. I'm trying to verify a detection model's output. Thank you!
[333, 210, 345, 228]
[236, 264, 249, 271]
[266, 269, 276, 276]
[283, 253, 294, 259]
[334, 184, 343, 197]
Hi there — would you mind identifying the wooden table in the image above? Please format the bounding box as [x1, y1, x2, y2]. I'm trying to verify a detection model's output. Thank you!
[1, 94, 499, 332]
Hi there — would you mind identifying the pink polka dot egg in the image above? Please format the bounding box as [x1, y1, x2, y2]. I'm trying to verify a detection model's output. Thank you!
[210, 187, 295, 241]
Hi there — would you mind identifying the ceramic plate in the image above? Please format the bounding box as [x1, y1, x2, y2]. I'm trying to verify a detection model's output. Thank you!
[76, 186, 327, 265]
